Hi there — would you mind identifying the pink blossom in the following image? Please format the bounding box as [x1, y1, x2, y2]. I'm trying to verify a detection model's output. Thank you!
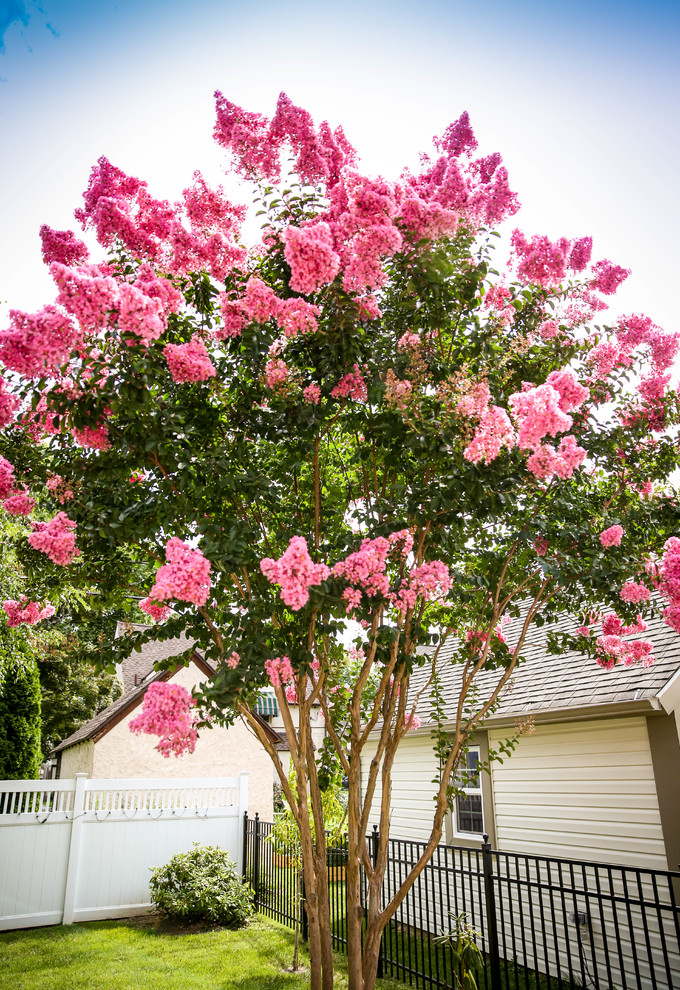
[225, 651, 240, 669]
[276, 297, 320, 338]
[264, 655, 295, 689]
[283, 222, 340, 295]
[217, 295, 247, 339]
[139, 598, 172, 623]
[243, 277, 282, 323]
[0, 456, 15, 499]
[331, 365, 367, 402]
[182, 170, 246, 238]
[51, 263, 119, 331]
[391, 560, 452, 613]
[510, 384, 572, 450]
[533, 536, 549, 557]
[29, 512, 80, 566]
[590, 259, 630, 295]
[303, 384, 321, 404]
[463, 406, 516, 465]
[405, 713, 422, 731]
[46, 475, 74, 504]
[575, 626, 591, 637]
[596, 634, 654, 669]
[342, 587, 363, 613]
[213, 93, 281, 183]
[544, 370, 590, 413]
[600, 525, 624, 548]
[456, 381, 491, 419]
[164, 336, 216, 383]
[620, 582, 650, 603]
[398, 332, 422, 350]
[3, 492, 35, 516]
[264, 358, 290, 391]
[39, 225, 89, 267]
[129, 681, 198, 758]
[260, 536, 330, 611]
[568, 236, 592, 272]
[134, 264, 184, 316]
[356, 295, 382, 321]
[117, 283, 165, 341]
[129, 471, 146, 484]
[333, 537, 391, 599]
[538, 320, 559, 340]
[3, 597, 55, 627]
[72, 422, 111, 451]
[0, 306, 81, 378]
[510, 230, 571, 287]
[150, 537, 212, 606]
[0, 378, 19, 430]
[526, 435, 586, 482]
[648, 329, 680, 372]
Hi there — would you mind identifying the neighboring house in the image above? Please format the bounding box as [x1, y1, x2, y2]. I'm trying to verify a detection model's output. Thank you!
[256, 687, 326, 782]
[360, 611, 680, 872]
[50, 625, 286, 821]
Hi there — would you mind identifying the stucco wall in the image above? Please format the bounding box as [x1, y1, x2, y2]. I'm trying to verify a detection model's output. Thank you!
[77, 664, 272, 820]
[59, 739, 94, 778]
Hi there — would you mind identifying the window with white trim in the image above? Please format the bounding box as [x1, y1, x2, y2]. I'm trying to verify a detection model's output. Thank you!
[452, 746, 484, 837]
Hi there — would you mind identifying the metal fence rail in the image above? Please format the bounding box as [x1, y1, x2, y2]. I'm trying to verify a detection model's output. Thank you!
[244, 815, 680, 990]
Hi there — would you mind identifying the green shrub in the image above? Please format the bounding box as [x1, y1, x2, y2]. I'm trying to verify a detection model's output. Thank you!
[149, 844, 254, 926]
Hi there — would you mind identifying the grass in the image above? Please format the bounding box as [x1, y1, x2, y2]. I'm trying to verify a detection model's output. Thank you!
[0, 914, 405, 990]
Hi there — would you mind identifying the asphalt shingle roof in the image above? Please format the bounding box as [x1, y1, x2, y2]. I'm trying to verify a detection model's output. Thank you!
[410, 609, 680, 725]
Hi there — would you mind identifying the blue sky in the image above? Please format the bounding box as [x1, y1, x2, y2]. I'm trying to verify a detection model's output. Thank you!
[1, 0, 678, 338]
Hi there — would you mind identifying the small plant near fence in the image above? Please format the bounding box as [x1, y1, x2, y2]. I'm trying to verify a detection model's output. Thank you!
[433, 913, 484, 990]
[149, 843, 254, 927]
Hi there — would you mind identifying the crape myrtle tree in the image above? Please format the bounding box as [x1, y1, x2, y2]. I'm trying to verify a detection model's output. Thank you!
[1, 91, 679, 990]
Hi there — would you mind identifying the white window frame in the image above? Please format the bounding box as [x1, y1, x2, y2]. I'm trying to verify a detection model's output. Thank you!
[452, 745, 484, 839]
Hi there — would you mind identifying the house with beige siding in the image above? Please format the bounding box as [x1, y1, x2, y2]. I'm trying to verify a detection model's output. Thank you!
[361, 612, 680, 872]
[51, 626, 286, 821]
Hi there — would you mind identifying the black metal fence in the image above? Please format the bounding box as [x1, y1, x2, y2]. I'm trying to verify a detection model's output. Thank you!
[243, 814, 680, 990]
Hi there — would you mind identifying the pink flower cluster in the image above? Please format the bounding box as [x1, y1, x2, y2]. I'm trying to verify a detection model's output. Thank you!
[72, 422, 111, 451]
[596, 635, 654, 670]
[0, 379, 19, 430]
[46, 475, 74, 504]
[260, 536, 330, 611]
[0, 456, 15, 499]
[658, 538, 680, 634]
[283, 222, 340, 295]
[3, 492, 35, 516]
[456, 381, 491, 419]
[139, 598, 172, 623]
[277, 298, 321, 338]
[331, 365, 367, 402]
[164, 336, 216, 383]
[0, 306, 82, 378]
[600, 525, 624, 548]
[391, 560, 452, 613]
[3, 597, 55, 627]
[525, 435, 587, 482]
[264, 358, 290, 391]
[150, 538, 212, 606]
[510, 384, 573, 450]
[463, 406, 516, 465]
[129, 681, 198, 758]
[619, 582, 650, 604]
[225, 651, 240, 669]
[264, 655, 295, 689]
[75, 156, 246, 283]
[39, 225, 89, 267]
[29, 513, 80, 566]
[590, 260, 630, 295]
[510, 230, 571, 287]
[332, 530, 412, 612]
[601, 612, 647, 637]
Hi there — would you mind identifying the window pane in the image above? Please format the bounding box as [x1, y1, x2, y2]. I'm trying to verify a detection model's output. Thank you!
[456, 793, 483, 834]
[466, 749, 480, 787]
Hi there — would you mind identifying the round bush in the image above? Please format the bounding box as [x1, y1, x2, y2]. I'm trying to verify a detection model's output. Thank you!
[149, 843, 254, 926]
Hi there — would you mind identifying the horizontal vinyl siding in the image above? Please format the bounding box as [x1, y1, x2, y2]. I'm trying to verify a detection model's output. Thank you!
[490, 716, 667, 869]
[361, 734, 442, 842]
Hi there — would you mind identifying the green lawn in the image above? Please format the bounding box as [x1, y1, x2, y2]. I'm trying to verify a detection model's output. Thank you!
[0, 914, 404, 990]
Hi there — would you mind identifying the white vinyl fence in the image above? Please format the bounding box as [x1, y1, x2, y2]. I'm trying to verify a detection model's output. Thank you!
[0, 772, 248, 932]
